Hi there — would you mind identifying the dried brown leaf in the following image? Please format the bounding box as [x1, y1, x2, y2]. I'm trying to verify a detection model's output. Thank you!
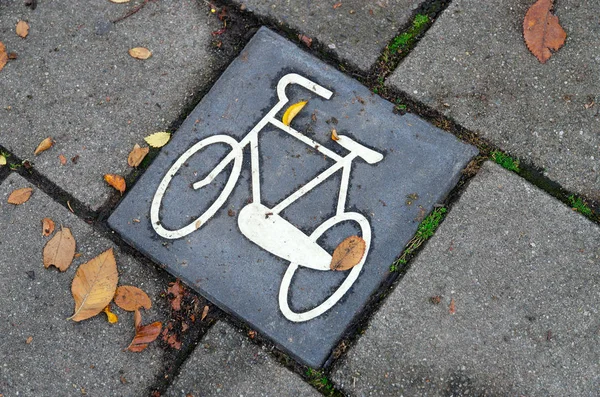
[449, 297, 456, 315]
[523, 0, 566, 63]
[16, 20, 29, 38]
[167, 279, 185, 311]
[104, 174, 126, 194]
[34, 137, 54, 155]
[43, 227, 76, 271]
[201, 305, 209, 321]
[127, 309, 161, 352]
[7, 187, 33, 205]
[128, 47, 152, 60]
[0, 41, 7, 72]
[127, 144, 149, 167]
[41, 217, 55, 236]
[58, 154, 67, 165]
[69, 248, 118, 322]
[330, 235, 366, 271]
[333, 2, 342, 9]
[114, 285, 152, 311]
[298, 34, 312, 48]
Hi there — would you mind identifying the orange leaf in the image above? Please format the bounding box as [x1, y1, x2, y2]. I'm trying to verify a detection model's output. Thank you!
[167, 279, 185, 311]
[333, 2, 342, 9]
[104, 174, 126, 194]
[43, 227, 76, 271]
[7, 187, 33, 205]
[0, 41, 7, 72]
[330, 235, 366, 271]
[127, 144, 149, 167]
[114, 285, 152, 311]
[127, 309, 162, 352]
[103, 304, 118, 324]
[128, 47, 152, 60]
[16, 20, 29, 38]
[69, 248, 118, 322]
[41, 217, 55, 236]
[449, 297, 456, 315]
[331, 128, 339, 141]
[58, 154, 67, 165]
[523, 0, 566, 63]
[34, 137, 54, 155]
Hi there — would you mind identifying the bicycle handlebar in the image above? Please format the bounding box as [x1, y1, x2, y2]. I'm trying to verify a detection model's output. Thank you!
[276, 73, 333, 102]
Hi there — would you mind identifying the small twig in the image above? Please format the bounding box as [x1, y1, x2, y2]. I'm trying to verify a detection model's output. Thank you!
[112, 0, 155, 24]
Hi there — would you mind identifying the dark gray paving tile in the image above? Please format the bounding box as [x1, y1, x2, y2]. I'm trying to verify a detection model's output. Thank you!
[389, 0, 600, 198]
[166, 322, 320, 397]
[332, 162, 600, 396]
[108, 27, 477, 368]
[0, 173, 169, 397]
[0, 0, 226, 209]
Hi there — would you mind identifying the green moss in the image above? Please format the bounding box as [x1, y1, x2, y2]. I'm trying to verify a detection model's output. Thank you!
[388, 14, 430, 54]
[491, 150, 520, 172]
[568, 195, 593, 217]
[305, 368, 339, 396]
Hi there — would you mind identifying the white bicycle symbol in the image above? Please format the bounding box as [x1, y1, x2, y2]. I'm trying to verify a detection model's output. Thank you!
[150, 74, 384, 322]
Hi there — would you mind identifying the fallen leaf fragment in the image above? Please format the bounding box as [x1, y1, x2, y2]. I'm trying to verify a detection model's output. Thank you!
[282, 101, 308, 126]
[330, 235, 366, 271]
[127, 309, 161, 352]
[127, 144, 149, 167]
[43, 227, 76, 271]
[331, 128, 339, 141]
[449, 297, 456, 315]
[167, 279, 185, 311]
[129, 47, 152, 60]
[333, 2, 342, 9]
[34, 137, 54, 155]
[523, 0, 566, 63]
[0, 41, 7, 72]
[58, 154, 67, 165]
[248, 330, 257, 339]
[0, 154, 6, 166]
[7, 52, 17, 60]
[201, 305, 209, 321]
[103, 305, 118, 323]
[26, 336, 33, 344]
[114, 285, 152, 311]
[144, 132, 171, 148]
[69, 248, 119, 322]
[8, 187, 33, 205]
[298, 34, 312, 48]
[104, 174, 126, 194]
[16, 20, 29, 38]
[41, 217, 55, 236]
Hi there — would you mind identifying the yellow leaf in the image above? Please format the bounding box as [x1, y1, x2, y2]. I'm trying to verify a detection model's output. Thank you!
[34, 137, 54, 155]
[282, 101, 308, 126]
[104, 174, 126, 194]
[69, 248, 119, 322]
[113, 285, 152, 312]
[330, 235, 366, 271]
[7, 187, 33, 205]
[103, 305, 118, 324]
[43, 226, 76, 271]
[331, 128, 339, 141]
[41, 217, 55, 236]
[0, 41, 7, 72]
[128, 47, 152, 60]
[127, 144, 149, 167]
[0, 154, 6, 166]
[144, 132, 171, 148]
[16, 20, 29, 38]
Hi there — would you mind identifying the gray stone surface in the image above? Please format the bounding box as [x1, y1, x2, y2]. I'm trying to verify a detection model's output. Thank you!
[332, 162, 600, 396]
[0, 0, 226, 209]
[236, 0, 424, 72]
[108, 27, 477, 368]
[389, 0, 600, 199]
[166, 321, 320, 397]
[0, 173, 169, 397]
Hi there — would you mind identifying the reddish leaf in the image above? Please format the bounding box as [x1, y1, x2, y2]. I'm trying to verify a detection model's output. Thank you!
[127, 309, 162, 352]
[449, 298, 456, 315]
[523, 0, 566, 63]
[167, 279, 185, 311]
[0, 41, 7, 72]
[298, 34, 312, 48]
[41, 217, 55, 236]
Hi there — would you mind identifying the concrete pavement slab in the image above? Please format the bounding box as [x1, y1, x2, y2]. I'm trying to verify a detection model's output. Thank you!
[0, 0, 226, 209]
[235, 0, 425, 72]
[332, 162, 600, 396]
[0, 173, 169, 397]
[166, 321, 320, 397]
[389, 0, 600, 199]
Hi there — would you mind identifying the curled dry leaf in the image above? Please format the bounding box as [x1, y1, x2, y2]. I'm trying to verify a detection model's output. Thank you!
[167, 279, 185, 311]
[0, 41, 7, 72]
[331, 128, 339, 141]
[298, 34, 312, 48]
[201, 305, 209, 321]
[449, 297, 456, 315]
[127, 144, 149, 167]
[330, 235, 366, 271]
[103, 304, 118, 323]
[127, 309, 162, 352]
[43, 227, 76, 271]
[129, 47, 152, 60]
[282, 101, 308, 126]
[69, 248, 119, 322]
[523, 0, 566, 63]
[7, 187, 33, 205]
[104, 174, 126, 194]
[34, 137, 54, 155]
[144, 132, 171, 148]
[41, 217, 55, 236]
[114, 285, 152, 311]
[16, 20, 29, 38]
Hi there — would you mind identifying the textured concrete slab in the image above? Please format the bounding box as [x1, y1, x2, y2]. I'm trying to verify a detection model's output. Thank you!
[0, 0, 226, 209]
[389, 0, 600, 198]
[332, 162, 600, 396]
[236, 0, 424, 72]
[0, 173, 169, 397]
[166, 321, 320, 397]
[108, 27, 477, 368]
